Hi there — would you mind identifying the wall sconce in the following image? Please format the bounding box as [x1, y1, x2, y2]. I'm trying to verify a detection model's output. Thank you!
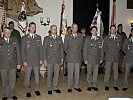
[40, 17, 50, 26]
[131, 20, 133, 28]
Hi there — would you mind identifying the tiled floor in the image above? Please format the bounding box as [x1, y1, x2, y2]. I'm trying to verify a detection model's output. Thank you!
[0, 68, 133, 100]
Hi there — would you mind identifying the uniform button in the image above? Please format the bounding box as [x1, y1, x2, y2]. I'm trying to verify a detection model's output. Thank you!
[8, 54, 10, 55]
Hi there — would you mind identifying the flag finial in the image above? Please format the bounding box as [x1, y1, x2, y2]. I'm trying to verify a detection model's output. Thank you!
[96, 2, 99, 8]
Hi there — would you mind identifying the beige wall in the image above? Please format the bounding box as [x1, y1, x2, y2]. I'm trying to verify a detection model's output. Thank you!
[110, 0, 133, 36]
[7, 0, 73, 39]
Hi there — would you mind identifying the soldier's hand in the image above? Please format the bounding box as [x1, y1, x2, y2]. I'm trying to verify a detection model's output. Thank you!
[40, 61, 43, 65]
[44, 60, 48, 68]
[84, 61, 88, 64]
[100, 60, 103, 64]
[23, 62, 28, 67]
[61, 59, 64, 66]
[17, 65, 21, 69]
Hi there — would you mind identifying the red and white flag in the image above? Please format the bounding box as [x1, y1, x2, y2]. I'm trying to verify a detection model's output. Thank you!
[59, 0, 68, 43]
[111, 0, 116, 25]
[0, 6, 7, 29]
[18, 2, 28, 33]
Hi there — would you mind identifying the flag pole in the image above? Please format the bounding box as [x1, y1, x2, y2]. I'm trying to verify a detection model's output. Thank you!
[59, 0, 65, 36]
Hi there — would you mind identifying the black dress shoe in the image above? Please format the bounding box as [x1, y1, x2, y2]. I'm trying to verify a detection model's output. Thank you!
[11, 96, 17, 100]
[74, 88, 82, 92]
[87, 87, 92, 91]
[92, 87, 99, 91]
[105, 87, 109, 91]
[113, 87, 119, 91]
[54, 89, 61, 93]
[35, 91, 41, 96]
[26, 93, 31, 97]
[122, 88, 128, 91]
[64, 73, 68, 76]
[118, 70, 123, 73]
[48, 91, 52, 95]
[2, 97, 7, 100]
[68, 89, 72, 93]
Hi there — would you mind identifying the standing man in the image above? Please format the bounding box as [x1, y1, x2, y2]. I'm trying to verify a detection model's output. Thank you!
[8, 21, 21, 45]
[83, 26, 103, 91]
[80, 27, 88, 74]
[122, 28, 133, 91]
[64, 23, 83, 93]
[8, 21, 22, 77]
[0, 27, 21, 100]
[64, 26, 72, 76]
[43, 25, 64, 95]
[104, 25, 122, 91]
[117, 24, 127, 73]
[21, 22, 43, 97]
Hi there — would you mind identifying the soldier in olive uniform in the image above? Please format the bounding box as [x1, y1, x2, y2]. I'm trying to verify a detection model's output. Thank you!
[117, 24, 127, 73]
[83, 26, 104, 91]
[21, 22, 43, 97]
[122, 28, 133, 91]
[104, 25, 122, 91]
[0, 27, 21, 100]
[64, 23, 83, 93]
[43, 25, 64, 95]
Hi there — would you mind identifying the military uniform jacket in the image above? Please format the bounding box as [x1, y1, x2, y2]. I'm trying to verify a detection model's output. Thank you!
[83, 36, 104, 64]
[104, 34, 122, 62]
[122, 38, 133, 64]
[21, 34, 43, 67]
[43, 35, 64, 64]
[64, 33, 83, 63]
[0, 37, 21, 70]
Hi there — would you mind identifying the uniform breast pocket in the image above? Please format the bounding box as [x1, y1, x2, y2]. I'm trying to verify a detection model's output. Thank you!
[49, 43, 53, 48]
[36, 40, 40, 47]
[26, 41, 30, 49]
[107, 41, 111, 46]
[12, 43, 17, 52]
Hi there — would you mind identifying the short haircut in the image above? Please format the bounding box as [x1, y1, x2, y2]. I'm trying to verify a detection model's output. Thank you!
[117, 24, 123, 28]
[4, 27, 11, 30]
[50, 25, 57, 30]
[8, 21, 14, 25]
[29, 22, 36, 27]
[67, 26, 71, 30]
[90, 26, 97, 31]
[80, 27, 86, 30]
[110, 25, 116, 29]
[72, 23, 78, 28]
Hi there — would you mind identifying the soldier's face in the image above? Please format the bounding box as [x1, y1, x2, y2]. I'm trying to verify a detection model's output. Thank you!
[67, 28, 72, 34]
[118, 26, 122, 31]
[3, 29, 11, 38]
[9, 24, 14, 29]
[110, 27, 116, 35]
[51, 26, 57, 35]
[91, 28, 97, 36]
[29, 24, 36, 33]
[72, 24, 78, 34]
[131, 31, 133, 36]
[81, 29, 86, 34]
